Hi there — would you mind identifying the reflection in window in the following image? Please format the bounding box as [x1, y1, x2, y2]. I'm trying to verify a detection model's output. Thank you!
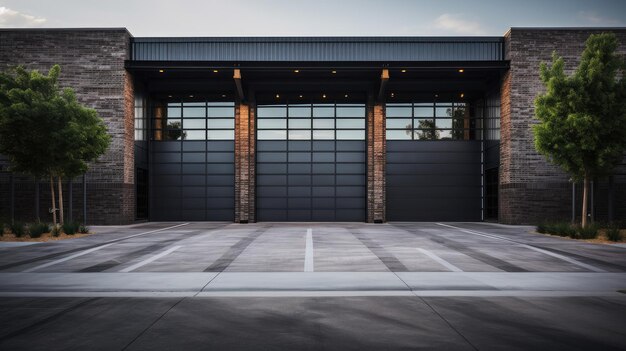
[152, 99, 234, 141]
[387, 102, 478, 141]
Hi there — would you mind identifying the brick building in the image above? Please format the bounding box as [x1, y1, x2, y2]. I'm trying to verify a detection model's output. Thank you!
[0, 27, 624, 225]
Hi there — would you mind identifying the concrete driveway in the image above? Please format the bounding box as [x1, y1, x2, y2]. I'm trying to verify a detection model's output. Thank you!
[0, 222, 625, 350]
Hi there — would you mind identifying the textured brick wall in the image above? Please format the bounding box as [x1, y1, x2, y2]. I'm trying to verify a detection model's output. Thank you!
[0, 29, 134, 224]
[500, 28, 626, 224]
[234, 102, 256, 223]
[367, 102, 386, 222]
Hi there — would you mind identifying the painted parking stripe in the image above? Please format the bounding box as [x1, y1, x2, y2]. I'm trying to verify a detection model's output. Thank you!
[436, 223, 607, 273]
[304, 228, 314, 272]
[119, 246, 182, 273]
[416, 248, 463, 272]
[23, 243, 116, 273]
[21, 223, 190, 273]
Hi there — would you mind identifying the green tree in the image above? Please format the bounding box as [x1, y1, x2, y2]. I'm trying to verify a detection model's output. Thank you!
[534, 33, 626, 227]
[0, 65, 110, 225]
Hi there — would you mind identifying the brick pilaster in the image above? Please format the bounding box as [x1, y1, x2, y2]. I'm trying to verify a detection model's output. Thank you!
[367, 102, 386, 223]
[234, 102, 256, 223]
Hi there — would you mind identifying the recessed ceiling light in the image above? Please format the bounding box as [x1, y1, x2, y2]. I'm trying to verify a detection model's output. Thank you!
[401, 69, 407, 73]
[275, 94, 280, 98]
[458, 69, 464, 73]
[221, 94, 226, 98]
[344, 94, 348, 98]
[322, 94, 326, 98]
[332, 70, 337, 74]
[159, 69, 164, 73]
[390, 93, 395, 97]
[294, 69, 300, 73]
[168, 95, 172, 98]
[213, 70, 219, 73]
[299, 94, 303, 98]
[460, 93, 465, 98]
[189, 95, 194, 98]
[435, 94, 439, 98]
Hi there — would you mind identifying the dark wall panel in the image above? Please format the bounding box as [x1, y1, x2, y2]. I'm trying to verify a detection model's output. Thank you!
[386, 141, 482, 221]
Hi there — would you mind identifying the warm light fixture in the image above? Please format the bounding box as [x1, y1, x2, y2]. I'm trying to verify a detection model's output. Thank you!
[322, 94, 327, 98]
[221, 94, 226, 98]
[189, 95, 194, 98]
[168, 95, 172, 98]
[458, 69, 464, 73]
[401, 69, 407, 73]
[332, 70, 337, 74]
[299, 94, 303, 98]
[390, 92, 395, 97]
[435, 94, 439, 98]
[344, 94, 348, 98]
[159, 69, 164, 73]
[275, 94, 280, 98]
[213, 70, 219, 73]
[294, 69, 300, 73]
[460, 93, 465, 98]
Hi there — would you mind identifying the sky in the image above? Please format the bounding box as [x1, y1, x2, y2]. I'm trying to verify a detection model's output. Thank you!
[0, 0, 625, 37]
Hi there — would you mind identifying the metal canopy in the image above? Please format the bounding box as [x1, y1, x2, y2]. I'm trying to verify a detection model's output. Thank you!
[130, 36, 505, 62]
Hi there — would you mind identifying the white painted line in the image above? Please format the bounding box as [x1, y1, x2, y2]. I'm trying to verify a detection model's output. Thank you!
[436, 223, 607, 273]
[119, 246, 182, 273]
[21, 223, 190, 273]
[23, 243, 116, 272]
[416, 248, 463, 272]
[304, 228, 314, 272]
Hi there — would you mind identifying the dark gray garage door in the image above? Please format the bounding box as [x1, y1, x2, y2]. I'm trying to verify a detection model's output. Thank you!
[150, 100, 235, 221]
[385, 102, 482, 221]
[256, 103, 366, 221]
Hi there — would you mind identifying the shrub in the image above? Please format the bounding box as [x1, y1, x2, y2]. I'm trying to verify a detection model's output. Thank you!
[62, 221, 80, 235]
[538, 222, 577, 238]
[51, 225, 61, 237]
[79, 224, 89, 234]
[10, 222, 25, 237]
[607, 226, 622, 242]
[577, 223, 600, 239]
[28, 222, 50, 238]
[536, 223, 548, 234]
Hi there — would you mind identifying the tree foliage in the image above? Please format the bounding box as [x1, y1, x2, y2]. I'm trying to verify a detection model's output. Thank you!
[533, 32, 626, 226]
[0, 65, 111, 223]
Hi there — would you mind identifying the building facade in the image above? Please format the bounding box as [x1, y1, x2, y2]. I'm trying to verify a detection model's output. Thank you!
[0, 28, 624, 225]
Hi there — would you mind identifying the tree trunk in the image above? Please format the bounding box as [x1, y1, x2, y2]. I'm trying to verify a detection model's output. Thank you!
[50, 175, 57, 226]
[582, 176, 589, 228]
[58, 176, 64, 225]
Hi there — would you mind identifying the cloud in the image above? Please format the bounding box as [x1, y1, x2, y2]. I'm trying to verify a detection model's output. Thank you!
[433, 13, 485, 35]
[578, 11, 623, 26]
[0, 6, 46, 27]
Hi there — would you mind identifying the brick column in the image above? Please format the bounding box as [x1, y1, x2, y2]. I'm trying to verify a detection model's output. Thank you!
[367, 101, 386, 223]
[234, 102, 256, 223]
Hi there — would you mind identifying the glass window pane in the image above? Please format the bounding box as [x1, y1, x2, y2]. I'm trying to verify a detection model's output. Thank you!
[414, 119, 435, 129]
[436, 107, 452, 117]
[257, 130, 287, 140]
[166, 127, 185, 140]
[208, 130, 234, 140]
[414, 107, 433, 118]
[313, 130, 334, 139]
[313, 107, 334, 118]
[288, 130, 311, 140]
[257, 119, 286, 129]
[386, 107, 412, 117]
[414, 129, 440, 140]
[313, 119, 334, 129]
[183, 107, 205, 118]
[183, 102, 205, 107]
[438, 130, 453, 139]
[336, 106, 365, 117]
[288, 107, 311, 118]
[386, 130, 412, 140]
[289, 119, 311, 129]
[184, 119, 205, 129]
[336, 119, 365, 129]
[167, 107, 181, 118]
[436, 119, 453, 128]
[208, 107, 234, 118]
[386, 118, 412, 129]
[257, 107, 287, 118]
[167, 102, 182, 107]
[185, 130, 206, 140]
[209, 119, 235, 129]
[336, 130, 365, 140]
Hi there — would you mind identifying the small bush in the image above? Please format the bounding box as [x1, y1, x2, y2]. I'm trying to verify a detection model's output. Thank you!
[538, 222, 577, 238]
[62, 221, 80, 235]
[577, 223, 600, 239]
[10, 222, 25, 237]
[536, 223, 548, 234]
[607, 226, 622, 242]
[28, 222, 50, 238]
[79, 224, 89, 234]
[51, 225, 61, 237]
